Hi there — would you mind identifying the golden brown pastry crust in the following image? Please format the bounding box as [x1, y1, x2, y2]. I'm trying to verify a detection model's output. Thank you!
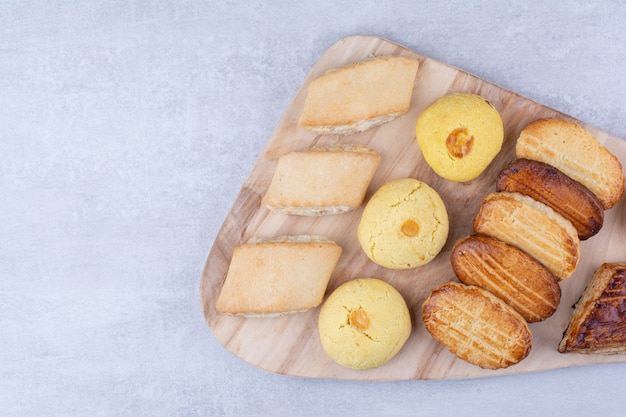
[261, 144, 381, 215]
[559, 263, 626, 354]
[216, 236, 342, 317]
[496, 158, 604, 240]
[473, 191, 580, 280]
[298, 56, 420, 134]
[451, 234, 561, 322]
[422, 282, 532, 370]
[516, 118, 625, 209]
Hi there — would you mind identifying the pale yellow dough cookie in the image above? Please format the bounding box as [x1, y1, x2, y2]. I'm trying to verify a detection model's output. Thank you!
[357, 178, 449, 269]
[415, 93, 504, 182]
[318, 278, 411, 370]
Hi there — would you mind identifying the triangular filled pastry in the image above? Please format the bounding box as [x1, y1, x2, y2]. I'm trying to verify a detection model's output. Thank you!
[559, 263, 626, 354]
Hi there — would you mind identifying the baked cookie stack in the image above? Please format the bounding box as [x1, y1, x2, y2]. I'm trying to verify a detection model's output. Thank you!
[423, 117, 624, 369]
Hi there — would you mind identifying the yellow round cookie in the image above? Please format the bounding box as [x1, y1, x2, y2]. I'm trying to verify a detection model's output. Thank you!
[357, 178, 449, 269]
[318, 278, 411, 370]
[415, 93, 504, 182]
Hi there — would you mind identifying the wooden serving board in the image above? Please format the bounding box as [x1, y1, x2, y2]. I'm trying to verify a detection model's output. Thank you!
[200, 36, 626, 380]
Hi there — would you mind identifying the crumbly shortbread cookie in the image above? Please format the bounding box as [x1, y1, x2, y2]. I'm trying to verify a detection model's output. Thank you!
[318, 278, 411, 370]
[357, 178, 449, 269]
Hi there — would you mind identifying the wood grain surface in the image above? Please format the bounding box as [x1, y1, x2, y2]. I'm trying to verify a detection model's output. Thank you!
[200, 36, 626, 381]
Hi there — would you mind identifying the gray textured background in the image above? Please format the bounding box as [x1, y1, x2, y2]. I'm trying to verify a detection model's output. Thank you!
[3, 1, 626, 416]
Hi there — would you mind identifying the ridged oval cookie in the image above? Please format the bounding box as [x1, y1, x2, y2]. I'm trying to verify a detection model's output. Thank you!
[473, 191, 580, 281]
[422, 282, 532, 370]
[496, 158, 604, 240]
[451, 234, 561, 322]
[516, 118, 625, 209]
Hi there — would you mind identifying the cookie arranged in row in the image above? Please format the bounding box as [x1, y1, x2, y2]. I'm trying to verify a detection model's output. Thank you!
[516, 118, 624, 210]
[423, 118, 624, 369]
[473, 191, 580, 281]
[422, 282, 532, 370]
[216, 55, 452, 370]
[216, 52, 625, 372]
[451, 234, 561, 323]
[496, 158, 604, 240]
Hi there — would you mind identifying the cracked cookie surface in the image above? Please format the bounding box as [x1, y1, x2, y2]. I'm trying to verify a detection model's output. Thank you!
[318, 278, 411, 370]
[357, 178, 449, 269]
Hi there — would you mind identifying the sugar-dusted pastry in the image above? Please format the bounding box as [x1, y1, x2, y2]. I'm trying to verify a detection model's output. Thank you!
[473, 191, 580, 281]
[318, 278, 411, 370]
[496, 158, 604, 240]
[422, 282, 532, 370]
[415, 93, 504, 182]
[357, 178, 449, 269]
[298, 56, 420, 134]
[451, 234, 561, 322]
[559, 263, 626, 354]
[516, 118, 625, 209]
[262, 144, 380, 215]
[216, 236, 342, 317]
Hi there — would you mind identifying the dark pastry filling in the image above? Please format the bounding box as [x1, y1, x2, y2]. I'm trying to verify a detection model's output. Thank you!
[575, 269, 626, 347]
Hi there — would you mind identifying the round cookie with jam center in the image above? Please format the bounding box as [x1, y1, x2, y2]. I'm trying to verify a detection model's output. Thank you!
[318, 278, 411, 370]
[415, 93, 504, 182]
[357, 178, 449, 269]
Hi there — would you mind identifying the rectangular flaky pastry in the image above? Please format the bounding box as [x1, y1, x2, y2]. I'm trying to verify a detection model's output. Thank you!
[559, 262, 626, 354]
[261, 144, 380, 215]
[297, 56, 420, 134]
[216, 236, 342, 317]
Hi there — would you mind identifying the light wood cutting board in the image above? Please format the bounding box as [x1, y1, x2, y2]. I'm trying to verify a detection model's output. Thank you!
[200, 35, 626, 381]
